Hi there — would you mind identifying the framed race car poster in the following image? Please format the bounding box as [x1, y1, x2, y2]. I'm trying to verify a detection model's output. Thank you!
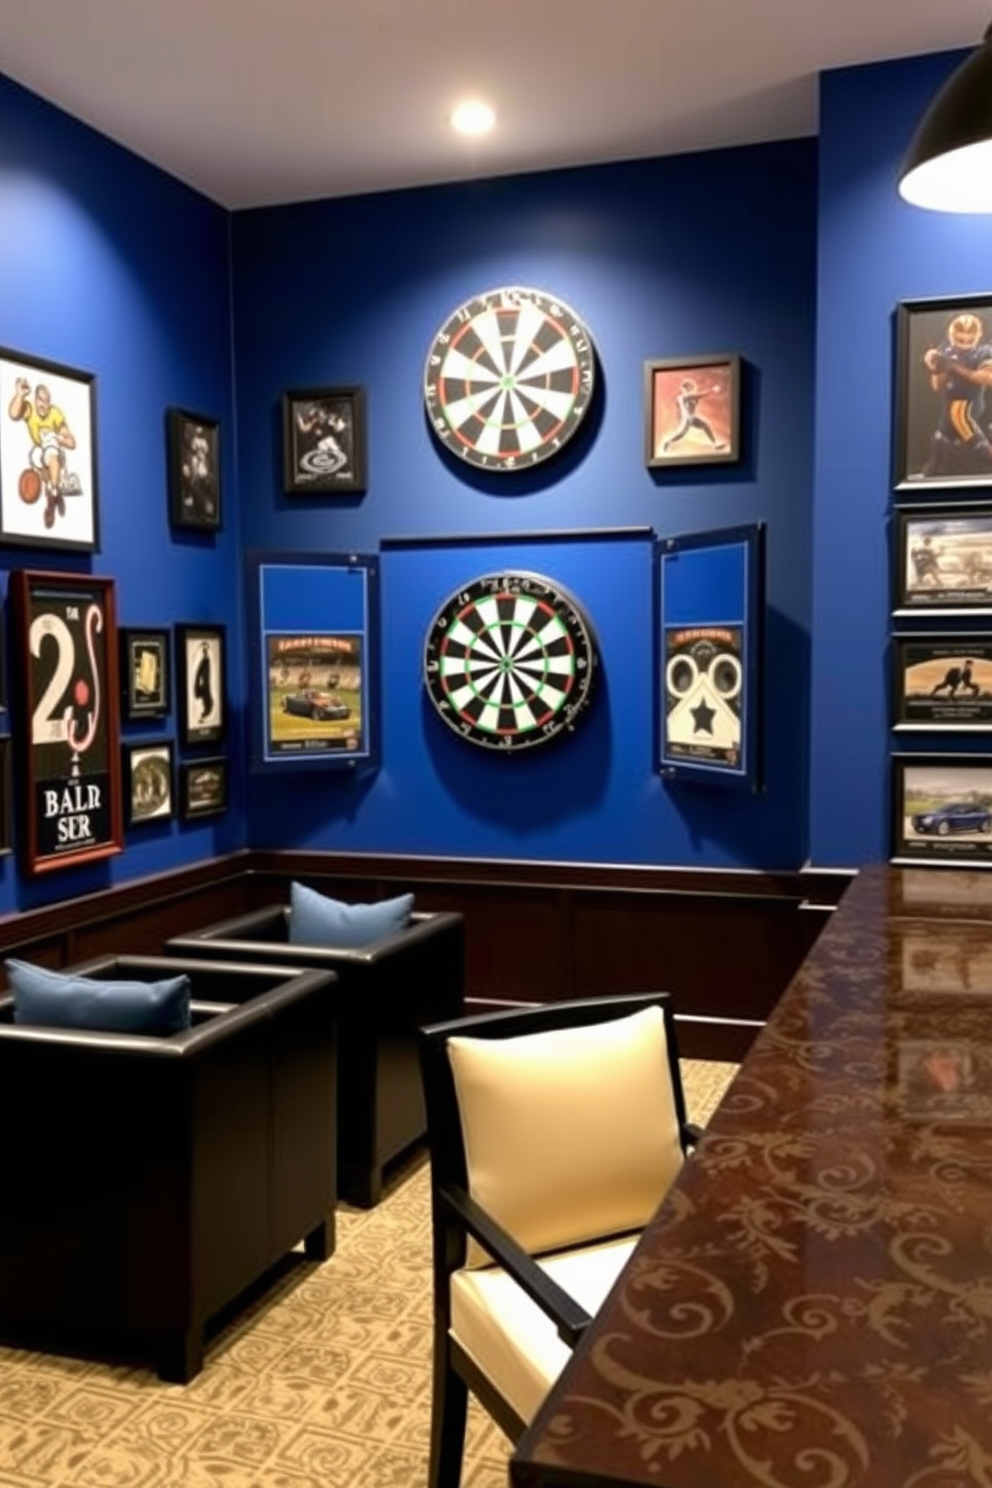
[655, 523, 764, 790]
[246, 551, 380, 771]
[10, 569, 123, 874]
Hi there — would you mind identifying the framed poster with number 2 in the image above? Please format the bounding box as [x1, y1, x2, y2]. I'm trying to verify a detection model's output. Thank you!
[11, 569, 123, 874]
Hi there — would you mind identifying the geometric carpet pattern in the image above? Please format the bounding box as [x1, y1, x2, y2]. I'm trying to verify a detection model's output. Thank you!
[0, 1059, 737, 1488]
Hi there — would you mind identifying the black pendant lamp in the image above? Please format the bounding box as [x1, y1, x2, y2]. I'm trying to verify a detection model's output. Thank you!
[899, 22, 992, 212]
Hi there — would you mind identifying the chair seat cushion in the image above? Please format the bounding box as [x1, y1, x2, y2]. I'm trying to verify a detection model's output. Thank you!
[289, 881, 415, 948]
[5, 958, 191, 1036]
[450, 1235, 637, 1426]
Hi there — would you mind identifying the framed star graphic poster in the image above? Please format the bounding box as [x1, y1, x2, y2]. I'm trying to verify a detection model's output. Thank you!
[655, 523, 764, 790]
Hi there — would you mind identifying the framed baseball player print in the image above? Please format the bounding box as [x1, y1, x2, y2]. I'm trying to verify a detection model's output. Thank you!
[894, 294, 992, 492]
[167, 408, 221, 531]
[645, 354, 740, 469]
[282, 385, 367, 495]
[655, 523, 764, 790]
[175, 623, 226, 748]
[0, 347, 99, 552]
[10, 570, 123, 874]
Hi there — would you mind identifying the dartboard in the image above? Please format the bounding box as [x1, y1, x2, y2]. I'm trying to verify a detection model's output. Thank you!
[423, 286, 596, 471]
[423, 572, 598, 751]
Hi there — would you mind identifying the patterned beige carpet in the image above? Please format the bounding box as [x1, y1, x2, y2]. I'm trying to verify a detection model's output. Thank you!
[0, 1059, 736, 1488]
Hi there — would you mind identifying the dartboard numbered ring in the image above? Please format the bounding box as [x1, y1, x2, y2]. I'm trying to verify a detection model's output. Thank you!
[424, 572, 599, 751]
[424, 286, 596, 471]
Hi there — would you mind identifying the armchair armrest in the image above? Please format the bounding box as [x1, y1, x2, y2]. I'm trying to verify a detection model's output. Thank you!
[439, 1183, 592, 1348]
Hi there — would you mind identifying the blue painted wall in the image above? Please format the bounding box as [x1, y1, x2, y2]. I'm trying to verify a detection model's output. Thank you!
[232, 142, 817, 869]
[0, 73, 245, 913]
[811, 49, 992, 867]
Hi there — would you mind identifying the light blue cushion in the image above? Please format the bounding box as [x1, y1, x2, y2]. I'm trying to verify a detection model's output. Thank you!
[5, 958, 191, 1036]
[289, 881, 415, 948]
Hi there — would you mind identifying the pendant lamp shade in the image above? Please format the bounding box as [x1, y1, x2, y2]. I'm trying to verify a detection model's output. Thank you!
[899, 24, 992, 212]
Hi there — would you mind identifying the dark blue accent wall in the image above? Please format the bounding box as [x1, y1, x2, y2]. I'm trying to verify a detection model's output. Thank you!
[232, 142, 817, 868]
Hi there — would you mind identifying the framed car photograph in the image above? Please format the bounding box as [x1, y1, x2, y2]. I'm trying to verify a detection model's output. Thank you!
[167, 408, 221, 531]
[179, 756, 228, 820]
[282, 384, 367, 495]
[10, 570, 123, 874]
[175, 623, 226, 747]
[892, 634, 992, 731]
[644, 354, 740, 469]
[893, 504, 992, 613]
[0, 346, 99, 552]
[891, 753, 992, 867]
[119, 627, 171, 720]
[122, 740, 174, 826]
[894, 293, 992, 492]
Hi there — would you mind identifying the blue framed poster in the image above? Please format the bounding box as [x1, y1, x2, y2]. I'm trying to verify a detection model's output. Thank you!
[247, 551, 379, 771]
[655, 523, 764, 790]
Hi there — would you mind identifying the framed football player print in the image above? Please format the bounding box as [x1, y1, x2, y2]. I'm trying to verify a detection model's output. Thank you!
[10, 570, 123, 874]
[0, 347, 99, 552]
[167, 408, 221, 531]
[645, 354, 740, 468]
[175, 623, 226, 748]
[283, 385, 367, 495]
[894, 294, 992, 492]
[893, 505, 992, 614]
[655, 523, 764, 790]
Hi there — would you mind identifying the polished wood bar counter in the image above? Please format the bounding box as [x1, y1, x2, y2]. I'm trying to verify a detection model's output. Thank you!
[511, 864, 992, 1488]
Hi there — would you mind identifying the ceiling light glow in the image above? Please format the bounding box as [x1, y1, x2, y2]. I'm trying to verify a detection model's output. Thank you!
[450, 100, 495, 137]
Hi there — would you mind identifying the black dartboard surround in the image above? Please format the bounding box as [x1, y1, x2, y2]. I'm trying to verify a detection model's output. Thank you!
[423, 572, 599, 751]
[423, 286, 596, 471]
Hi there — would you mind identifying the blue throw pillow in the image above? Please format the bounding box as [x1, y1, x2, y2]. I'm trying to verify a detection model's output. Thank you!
[289, 881, 415, 948]
[5, 958, 191, 1036]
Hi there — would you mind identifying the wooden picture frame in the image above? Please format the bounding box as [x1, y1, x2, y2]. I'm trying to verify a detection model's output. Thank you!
[892, 504, 992, 614]
[894, 293, 992, 492]
[10, 570, 123, 874]
[283, 385, 367, 495]
[123, 739, 174, 826]
[175, 623, 226, 747]
[891, 753, 992, 868]
[0, 736, 13, 858]
[891, 634, 992, 731]
[119, 627, 171, 720]
[645, 354, 740, 468]
[179, 756, 228, 820]
[167, 408, 221, 531]
[0, 346, 99, 552]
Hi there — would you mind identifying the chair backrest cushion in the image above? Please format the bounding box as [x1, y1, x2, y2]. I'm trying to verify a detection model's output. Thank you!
[289, 881, 414, 948]
[447, 1005, 684, 1263]
[5, 958, 191, 1036]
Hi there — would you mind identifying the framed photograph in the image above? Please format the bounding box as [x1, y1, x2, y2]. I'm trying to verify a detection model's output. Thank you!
[122, 740, 174, 826]
[179, 757, 228, 820]
[893, 505, 992, 613]
[167, 408, 221, 531]
[644, 354, 740, 468]
[282, 385, 367, 495]
[891, 753, 992, 867]
[119, 627, 171, 720]
[0, 347, 99, 552]
[175, 624, 226, 747]
[246, 551, 380, 771]
[10, 570, 123, 875]
[892, 635, 992, 730]
[894, 293, 992, 492]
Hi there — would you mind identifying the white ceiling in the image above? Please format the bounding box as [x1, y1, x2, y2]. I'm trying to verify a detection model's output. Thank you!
[0, 1, 985, 210]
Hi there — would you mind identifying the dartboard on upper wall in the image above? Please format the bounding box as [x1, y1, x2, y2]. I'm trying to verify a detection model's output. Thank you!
[423, 287, 596, 471]
[423, 571, 599, 751]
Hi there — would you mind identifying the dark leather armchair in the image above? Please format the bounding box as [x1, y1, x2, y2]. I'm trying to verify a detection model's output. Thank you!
[167, 905, 465, 1207]
[0, 954, 338, 1382]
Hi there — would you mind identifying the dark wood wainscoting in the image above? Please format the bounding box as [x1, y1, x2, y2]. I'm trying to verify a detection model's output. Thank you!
[0, 850, 854, 1061]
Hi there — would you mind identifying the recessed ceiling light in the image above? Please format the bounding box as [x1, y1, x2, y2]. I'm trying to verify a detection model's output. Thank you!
[450, 100, 495, 137]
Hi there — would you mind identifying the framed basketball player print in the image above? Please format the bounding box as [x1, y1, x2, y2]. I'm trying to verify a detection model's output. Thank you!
[0, 346, 99, 552]
[174, 623, 226, 748]
[894, 293, 992, 492]
[645, 354, 740, 469]
[282, 385, 367, 495]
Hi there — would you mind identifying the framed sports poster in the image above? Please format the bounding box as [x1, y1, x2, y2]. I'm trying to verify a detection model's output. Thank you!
[282, 385, 367, 495]
[0, 347, 99, 552]
[175, 624, 226, 748]
[893, 294, 992, 492]
[655, 523, 764, 790]
[10, 570, 123, 874]
[893, 505, 992, 614]
[167, 408, 221, 531]
[892, 635, 992, 731]
[644, 354, 741, 469]
[246, 551, 379, 771]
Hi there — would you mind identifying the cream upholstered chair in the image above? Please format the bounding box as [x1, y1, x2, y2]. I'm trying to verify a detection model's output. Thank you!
[417, 994, 701, 1488]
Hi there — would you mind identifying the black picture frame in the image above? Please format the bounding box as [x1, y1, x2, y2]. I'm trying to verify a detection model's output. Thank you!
[167, 408, 221, 531]
[891, 753, 992, 867]
[122, 739, 174, 826]
[892, 634, 992, 731]
[119, 627, 171, 720]
[175, 623, 226, 747]
[894, 293, 992, 492]
[893, 504, 992, 614]
[0, 346, 99, 552]
[179, 756, 228, 820]
[0, 736, 13, 858]
[644, 354, 741, 469]
[282, 385, 367, 495]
